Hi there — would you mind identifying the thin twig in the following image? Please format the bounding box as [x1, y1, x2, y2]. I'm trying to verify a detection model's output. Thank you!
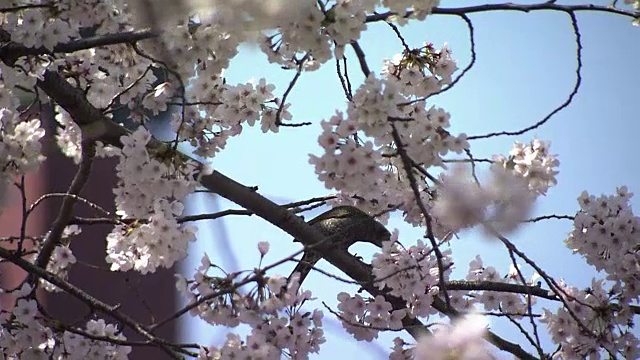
[468, 10, 582, 140]
[0, 247, 183, 359]
[366, 3, 637, 23]
[390, 123, 451, 309]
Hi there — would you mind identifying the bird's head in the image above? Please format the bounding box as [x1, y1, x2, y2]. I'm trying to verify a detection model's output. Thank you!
[368, 220, 391, 248]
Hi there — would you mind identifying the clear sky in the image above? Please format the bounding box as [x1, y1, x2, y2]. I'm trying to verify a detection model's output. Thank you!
[177, 1, 640, 358]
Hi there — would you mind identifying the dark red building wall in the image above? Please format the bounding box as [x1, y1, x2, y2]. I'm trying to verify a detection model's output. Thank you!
[0, 106, 177, 359]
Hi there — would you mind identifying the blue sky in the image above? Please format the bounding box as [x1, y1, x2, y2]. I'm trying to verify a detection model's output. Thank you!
[176, 1, 640, 358]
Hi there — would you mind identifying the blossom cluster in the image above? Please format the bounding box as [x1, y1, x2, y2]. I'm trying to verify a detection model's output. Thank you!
[311, 88, 549, 239]
[0, 110, 46, 178]
[0, 39, 48, 213]
[461, 256, 537, 315]
[566, 187, 640, 300]
[431, 165, 537, 234]
[38, 225, 81, 293]
[176, 77, 288, 158]
[333, 232, 451, 342]
[381, 42, 457, 96]
[177, 251, 326, 360]
[337, 233, 543, 354]
[7, 9, 74, 51]
[0, 107, 46, 213]
[310, 49, 466, 223]
[540, 279, 639, 359]
[336, 293, 408, 342]
[306, 40, 461, 222]
[371, 234, 451, 316]
[427, 139, 559, 234]
[382, 0, 440, 22]
[260, 0, 440, 70]
[390, 315, 495, 360]
[0, 284, 131, 359]
[492, 138, 560, 196]
[4, 0, 132, 52]
[260, 3, 333, 69]
[324, 1, 367, 57]
[101, 127, 198, 274]
[54, 108, 83, 164]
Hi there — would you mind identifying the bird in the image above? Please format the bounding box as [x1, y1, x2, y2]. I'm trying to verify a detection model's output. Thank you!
[288, 205, 391, 287]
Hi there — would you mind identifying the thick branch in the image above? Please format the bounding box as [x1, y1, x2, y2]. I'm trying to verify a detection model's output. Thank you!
[35, 71, 130, 144]
[0, 29, 157, 64]
[32, 143, 94, 273]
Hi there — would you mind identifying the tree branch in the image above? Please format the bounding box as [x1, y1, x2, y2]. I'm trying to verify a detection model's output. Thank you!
[0, 248, 184, 358]
[32, 142, 94, 276]
[468, 9, 583, 140]
[366, 2, 637, 23]
[0, 29, 157, 64]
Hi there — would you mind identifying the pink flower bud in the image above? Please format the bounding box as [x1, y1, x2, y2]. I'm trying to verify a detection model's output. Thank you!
[257, 241, 270, 256]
